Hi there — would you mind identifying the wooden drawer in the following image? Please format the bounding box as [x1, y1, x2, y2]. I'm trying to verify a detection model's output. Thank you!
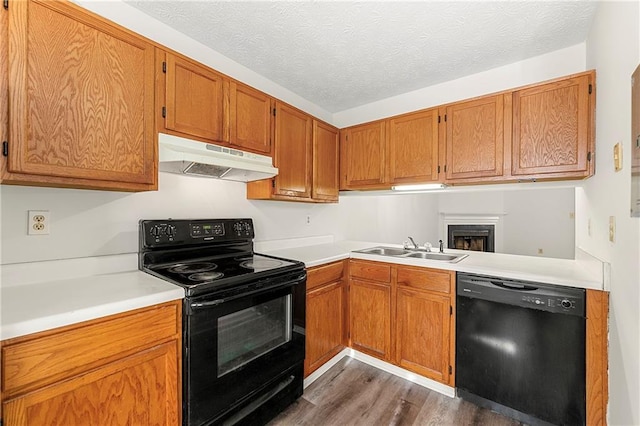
[2, 301, 181, 396]
[396, 266, 452, 294]
[307, 260, 345, 291]
[349, 260, 391, 283]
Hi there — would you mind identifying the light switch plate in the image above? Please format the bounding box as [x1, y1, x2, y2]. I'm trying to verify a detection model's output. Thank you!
[614, 142, 622, 171]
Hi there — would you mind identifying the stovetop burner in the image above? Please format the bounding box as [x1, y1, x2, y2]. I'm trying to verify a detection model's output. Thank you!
[188, 271, 224, 281]
[239, 258, 284, 270]
[169, 262, 218, 274]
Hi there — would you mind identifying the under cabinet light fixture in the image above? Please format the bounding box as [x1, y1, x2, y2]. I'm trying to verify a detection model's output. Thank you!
[391, 183, 447, 191]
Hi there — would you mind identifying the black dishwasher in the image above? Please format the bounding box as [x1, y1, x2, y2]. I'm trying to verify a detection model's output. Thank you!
[456, 272, 586, 426]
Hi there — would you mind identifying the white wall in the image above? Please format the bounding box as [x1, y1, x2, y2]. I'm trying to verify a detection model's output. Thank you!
[333, 43, 587, 127]
[581, 2, 640, 424]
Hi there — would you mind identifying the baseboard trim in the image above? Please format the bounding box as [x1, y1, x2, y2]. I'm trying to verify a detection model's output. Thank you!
[303, 348, 455, 399]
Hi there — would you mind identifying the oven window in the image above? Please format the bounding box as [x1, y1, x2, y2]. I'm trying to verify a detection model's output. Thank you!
[218, 294, 292, 377]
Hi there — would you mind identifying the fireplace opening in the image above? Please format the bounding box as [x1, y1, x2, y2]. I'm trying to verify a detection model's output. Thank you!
[448, 224, 495, 252]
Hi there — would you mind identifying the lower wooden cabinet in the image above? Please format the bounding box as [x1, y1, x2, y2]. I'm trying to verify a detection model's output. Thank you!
[1, 301, 182, 426]
[347, 260, 455, 386]
[305, 260, 348, 377]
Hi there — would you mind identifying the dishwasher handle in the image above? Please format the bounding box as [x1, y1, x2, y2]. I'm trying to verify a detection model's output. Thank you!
[489, 279, 538, 291]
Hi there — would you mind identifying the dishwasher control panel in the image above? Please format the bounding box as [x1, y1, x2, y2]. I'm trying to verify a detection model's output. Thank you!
[457, 272, 586, 317]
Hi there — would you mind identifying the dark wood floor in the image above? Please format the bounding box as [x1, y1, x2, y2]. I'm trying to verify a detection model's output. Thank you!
[270, 357, 522, 426]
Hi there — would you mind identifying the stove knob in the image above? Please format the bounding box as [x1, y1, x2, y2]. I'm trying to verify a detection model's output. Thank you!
[561, 299, 572, 308]
[150, 225, 160, 236]
[167, 225, 176, 236]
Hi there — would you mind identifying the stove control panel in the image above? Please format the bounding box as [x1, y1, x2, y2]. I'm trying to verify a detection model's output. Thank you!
[140, 218, 254, 248]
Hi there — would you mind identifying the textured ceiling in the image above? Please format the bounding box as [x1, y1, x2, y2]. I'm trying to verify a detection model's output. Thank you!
[125, 1, 597, 113]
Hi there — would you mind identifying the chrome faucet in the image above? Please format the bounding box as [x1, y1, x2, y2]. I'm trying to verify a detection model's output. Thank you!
[438, 239, 444, 253]
[407, 236, 419, 249]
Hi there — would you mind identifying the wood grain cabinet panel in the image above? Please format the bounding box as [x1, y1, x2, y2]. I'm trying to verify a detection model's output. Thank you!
[340, 121, 386, 189]
[349, 260, 391, 283]
[512, 73, 593, 177]
[305, 261, 347, 377]
[230, 82, 272, 155]
[1, 301, 181, 426]
[444, 95, 505, 181]
[396, 266, 452, 294]
[312, 120, 340, 202]
[163, 53, 226, 143]
[395, 287, 451, 383]
[387, 109, 440, 184]
[5, 0, 156, 190]
[273, 102, 313, 198]
[349, 279, 391, 361]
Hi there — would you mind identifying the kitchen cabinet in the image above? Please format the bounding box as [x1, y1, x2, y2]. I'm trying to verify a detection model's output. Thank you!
[444, 94, 506, 182]
[348, 261, 392, 361]
[387, 109, 440, 184]
[395, 266, 455, 385]
[2, 0, 156, 191]
[340, 121, 387, 189]
[1, 301, 181, 425]
[160, 51, 227, 143]
[247, 104, 339, 203]
[305, 260, 348, 377]
[312, 120, 340, 202]
[229, 82, 273, 155]
[347, 260, 455, 386]
[512, 73, 594, 178]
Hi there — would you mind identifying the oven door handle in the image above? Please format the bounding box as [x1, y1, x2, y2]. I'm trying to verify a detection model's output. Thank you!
[189, 273, 305, 311]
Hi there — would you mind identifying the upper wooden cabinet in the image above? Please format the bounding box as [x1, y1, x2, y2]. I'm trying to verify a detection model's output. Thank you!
[3, 0, 156, 191]
[246, 104, 339, 203]
[229, 82, 273, 155]
[161, 51, 227, 143]
[272, 102, 313, 198]
[387, 109, 440, 184]
[312, 121, 340, 202]
[444, 94, 506, 181]
[512, 73, 594, 178]
[340, 121, 386, 189]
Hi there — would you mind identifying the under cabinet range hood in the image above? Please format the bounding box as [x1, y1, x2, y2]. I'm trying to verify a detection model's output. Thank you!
[158, 133, 278, 182]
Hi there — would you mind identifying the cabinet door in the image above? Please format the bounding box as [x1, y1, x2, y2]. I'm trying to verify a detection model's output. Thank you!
[512, 74, 593, 177]
[349, 279, 391, 361]
[230, 82, 272, 155]
[445, 95, 504, 180]
[164, 53, 226, 142]
[2, 342, 180, 426]
[340, 121, 386, 189]
[388, 109, 440, 184]
[396, 287, 451, 383]
[305, 281, 345, 377]
[273, 102, 313, 198]
[312, 120, 339, 201]
[7, 0, 155, 186]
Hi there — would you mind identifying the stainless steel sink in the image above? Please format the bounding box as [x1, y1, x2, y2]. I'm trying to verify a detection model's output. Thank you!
[404, 252, 467, 262]
[353, 246, 468, 263]
[356, 246, 412, 256]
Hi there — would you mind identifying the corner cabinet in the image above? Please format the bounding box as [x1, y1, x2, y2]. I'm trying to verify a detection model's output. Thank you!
[1, 301, 181, 426]
[305, 260, 348, 377]
[3, 0, 156, 191]
[512, 73, 594, 179]
[247, 102, 339, 203]
[348, 261, 393, 361]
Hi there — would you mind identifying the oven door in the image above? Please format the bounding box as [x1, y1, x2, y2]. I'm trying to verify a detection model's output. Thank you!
[184, 272, 305, 426]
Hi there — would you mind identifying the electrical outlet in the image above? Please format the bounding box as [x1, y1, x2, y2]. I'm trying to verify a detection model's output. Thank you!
[609, 216, 615, 242]
[28, 210, 50, 235]
[613, 142, 623, 171]
[537, 248, 544, 255]
[306, 215, 311, 225]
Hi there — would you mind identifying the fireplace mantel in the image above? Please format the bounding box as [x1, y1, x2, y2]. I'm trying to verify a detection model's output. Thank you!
[440, 213, 505, 252]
